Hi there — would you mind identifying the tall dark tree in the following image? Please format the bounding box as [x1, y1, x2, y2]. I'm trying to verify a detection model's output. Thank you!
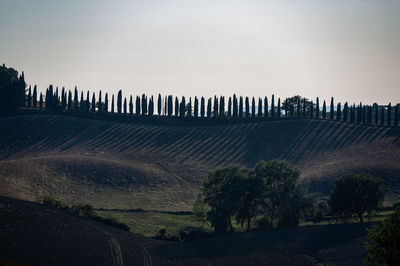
[264, 96, 268, 119]
[387, 103, 392, 126]
[245, 97, 250, 118]
[117, 90, 122, 114]
[98, 90, 102, 113]
[322, 100, 327, 119]
[228, 97, 232, 117]
[310, 100, 314, 119]
[67, 90, 72, 111]
[136, 96, 141, 115]
[39, 92, 43, 109]
[194, 96, 199, 118]
[277, 98, 281, 119]
[336, 103, 341, 121]
[258, 98, 262, 118]
[330, 97, 334, 120]
[367, 105, 372, 125]
[61, 87, 66, 110]
[157, 93, 162, 115]
[380, 106, 385, 126]
[302, 98, 306, 118]
[175, 96, 179, 116]
[129, 95, 133, 115]
[80, 91, 84, 112]
[207, 98, 212, 118]
[200, 97, 205, 118]
[213, 96, 218, 118]
[0, 65, 26, 110]
[343, 102, 348, 122]
[219, 96, 224, 117]
[123, 97, 127, 114]
[180, 96, 186, 117]
[363, 104, 367, 124]
[239, 96, 243, 118]
[104, 93, 108, 113]
[394, 104, 399, 127]
[374, 104, 378, 125]
[91, 92, 96, 112]
[271, 95, 275, 119]
[73, 86, 79, 111]
[27, 85, 32, 107]
[233, 94, 238, 118]
[316, 97, 320, 119]
[141, 94, 147, 115]
[187, 97, 192, 117]
[296, 97, 301, 119]
[48, 85, 54, 112]
[111, 94, 115, 114]
[149, 96, 154, 116]
[32, 85, 37, 108]
[164, 96, 167, 115]
[168, 95, 173, 116]
[251, 97, 255, 118]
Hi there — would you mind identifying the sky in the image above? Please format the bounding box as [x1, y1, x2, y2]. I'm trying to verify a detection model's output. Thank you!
[1, 0, 399, 104]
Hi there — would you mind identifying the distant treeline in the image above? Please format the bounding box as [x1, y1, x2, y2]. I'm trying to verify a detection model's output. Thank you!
[1, 64, 399, 126]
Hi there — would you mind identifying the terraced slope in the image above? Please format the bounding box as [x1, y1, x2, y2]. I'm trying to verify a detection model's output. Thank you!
[1, 114, 399, 210]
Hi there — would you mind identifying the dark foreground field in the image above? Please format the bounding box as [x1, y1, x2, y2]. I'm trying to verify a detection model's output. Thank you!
[0, 196, 374, 266]
[1, 113, 400, 211]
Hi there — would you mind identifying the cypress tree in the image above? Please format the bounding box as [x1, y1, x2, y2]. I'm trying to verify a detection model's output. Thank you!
[175, 97, 179, 116]
[394, 104, 399, 127]
[157, 93, 162, 115]
[374, 104, 378, 125]
[39, 92, 43, 109]
[149, 96, 154, 116]
[336, 103, 341, 121]
[264, 96, 268, 119]
[302, 98, 306, 118]
[213, 96, 218, 118]
[310, 100, 314, 119]
[79, 91, 84, 112]
[49, 85, 54, 112]
[343, 102, 348, 122]
[27, 85, 31, 107]
[219, 96, 224, 117]
[123, 97, 127, 114]
[73, 86, 79, 111]
[380, 106, 385, 126]
[258, 98, 262, 118]
[98, 90, 102, 112]
[86, 91, 90, 112]
[239, 96, 243, 118]
[164, 96, 167, 115]
[316, 97, 320, 119]
[111, 94, 115, 114]
[188, 97, 192, 117]
[61, 87, 66, 110]
[245, 97, 250, 118]
[32, 85, 37, 108]
[387, 103, 392, 126]
[330, 97, 334, 120]
[362, 103, 366, 124]
[67, 90, 72, 111]
[233, 94, 238, 118]
[368, 105, 372, 125]
[194, 96, 199, 118]
[136, 96, 141, 115]
[105, 93, 108, 113]
[251, 97, 255, 118]
[180, 96, 186, 117]
[91, 92, 96, 112]
[277, 98, 281, 119]
[117, 90, 122, 114]
[200, 97, 205, 118]
[284, 98, 288, 118]
[141, 94, 147, 115]
[228, 97, 232, 117]
[168, 95, 173, 116]
[271, 95, 275, 119]
[322, 100, 327, 119]
[129, 95, 133, 114]
[207, 98, 212, 118]
[297, 98, 301, 119]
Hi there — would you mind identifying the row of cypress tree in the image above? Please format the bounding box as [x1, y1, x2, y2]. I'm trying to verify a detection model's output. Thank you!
[24, 85, 399, 126]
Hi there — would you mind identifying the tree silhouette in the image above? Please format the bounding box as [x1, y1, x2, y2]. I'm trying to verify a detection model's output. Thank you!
[387, 103, 392, 126]
[302, 98, 306, 118]
[296, 97, 300, 119]
[310, 100, 314, 119]
[336, 102, 341, 121]
[149, 96, 154, 116]
[157, 93, 162, 115]
[98, 91, 102, 113]
[79, 90, 84, 112]
[251, 97, 255, 118]
[105, 93, 108, 113]
[264, 96, 268, 119]
[213, 96, 218, 118]
[0, 65, 26, 110]
[27, 85, 31, 107]
[135, 96, 140, 115]
[207, 97, 212, 118]
[129, 95, 133, 115]
[73, 86, 79, 111]
[123, 97, 127, 114]
[245, 97, 249, 118]
[228, 96, 232, 117]
[39, 92, 43, 109]
[168, 95, 173, 116]
[201, 97, 205, 118]
[330, 97, 334, 120]
[277, 98, 281, 119]
[180, 96, 186, 117]
[188, 97, 192, 117]
[194, 96, 199, 118]
[258, 98, 262, 118]
[32, 85, 37, 108]
[111, 94, 115, 114]
[219, 96, 224, 117]
[316, 97, 320, 119]
[175, 96, 179, 116]
[91, 92, 96, 112]
[239, 96, 243, 118]
[117, 90, 122, 114]
[380, 106, 385, 126]
[233, 94, 238, 118]
[343, 102, 348, 122]
[322, 100, 327, 119]
[367, 105, 372, 125]
[271, 95, 275, 119]
[67, 90, 72, 111]
[394, 104, 399, 127]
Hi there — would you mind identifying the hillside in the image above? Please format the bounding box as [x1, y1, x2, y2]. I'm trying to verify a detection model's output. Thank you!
[0, 196, 374, 265]
[1, 113, 400, 210]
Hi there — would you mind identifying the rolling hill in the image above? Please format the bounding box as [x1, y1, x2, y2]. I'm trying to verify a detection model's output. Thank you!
[1, 112, 399, 211]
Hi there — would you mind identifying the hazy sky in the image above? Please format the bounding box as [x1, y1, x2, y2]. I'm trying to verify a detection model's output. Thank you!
[1, 0, 399, 104]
